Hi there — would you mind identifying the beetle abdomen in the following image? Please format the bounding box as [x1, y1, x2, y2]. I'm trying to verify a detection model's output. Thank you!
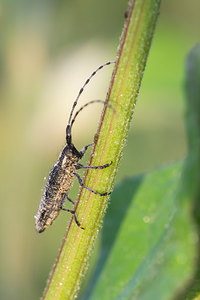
[35, 145, 78, 233]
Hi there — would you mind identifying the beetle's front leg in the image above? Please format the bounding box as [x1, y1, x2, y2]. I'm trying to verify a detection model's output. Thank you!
[79, 143, 94, 157]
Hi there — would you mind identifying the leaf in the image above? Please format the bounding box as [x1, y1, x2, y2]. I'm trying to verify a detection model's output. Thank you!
[82, 161, 196, 300]
[177, 43, 200, 299]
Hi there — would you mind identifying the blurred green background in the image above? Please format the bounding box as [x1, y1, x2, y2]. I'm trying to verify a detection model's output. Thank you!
[0, 0, 200, 299]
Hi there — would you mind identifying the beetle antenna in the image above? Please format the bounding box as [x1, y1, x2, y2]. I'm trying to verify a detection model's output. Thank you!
[70, 99, 115, 129]
[66, 62, 115, 144]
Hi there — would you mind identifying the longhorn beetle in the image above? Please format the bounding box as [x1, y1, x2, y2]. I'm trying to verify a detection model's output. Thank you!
[35, 61, 115, 233]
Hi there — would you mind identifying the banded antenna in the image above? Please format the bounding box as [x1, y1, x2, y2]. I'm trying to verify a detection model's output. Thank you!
[66, 61, 115, 143]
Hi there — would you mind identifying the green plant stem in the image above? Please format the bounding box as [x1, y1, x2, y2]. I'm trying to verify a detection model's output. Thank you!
[42, 0, 161, 299]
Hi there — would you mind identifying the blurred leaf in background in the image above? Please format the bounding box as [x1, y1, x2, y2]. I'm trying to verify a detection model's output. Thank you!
[0, 0, 200, 299]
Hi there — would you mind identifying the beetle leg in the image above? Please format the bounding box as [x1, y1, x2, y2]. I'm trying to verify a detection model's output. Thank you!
[76, 161, 112, 170]
[67, 196, 75, 205]
[79, 143, 94, 157]
[59, 204, 84, 229]
[75, 172, 111, 196]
